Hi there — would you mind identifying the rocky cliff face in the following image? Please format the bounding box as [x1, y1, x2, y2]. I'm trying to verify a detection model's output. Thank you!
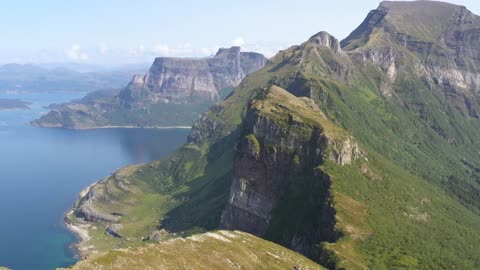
[220, 86, 361, 259]
[119, 46, 267, 108]
[342, 1, 480, 115]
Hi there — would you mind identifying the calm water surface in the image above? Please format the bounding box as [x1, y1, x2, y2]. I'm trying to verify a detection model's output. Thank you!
[0, 92, 190, 270]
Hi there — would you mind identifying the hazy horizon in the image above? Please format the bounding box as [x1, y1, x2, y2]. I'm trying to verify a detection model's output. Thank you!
[1, 0, 479, 66]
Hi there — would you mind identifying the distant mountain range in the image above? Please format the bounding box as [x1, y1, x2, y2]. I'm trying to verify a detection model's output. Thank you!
[31, 47, 267, 128]
[0, 63, 149, 93]
[0, 98, 31, 110]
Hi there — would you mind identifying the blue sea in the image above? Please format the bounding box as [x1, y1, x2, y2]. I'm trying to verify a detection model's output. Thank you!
[0, 91, 190, 270]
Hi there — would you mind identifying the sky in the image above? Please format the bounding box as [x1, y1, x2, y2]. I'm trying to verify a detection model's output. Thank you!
[0, 0, 479, 66]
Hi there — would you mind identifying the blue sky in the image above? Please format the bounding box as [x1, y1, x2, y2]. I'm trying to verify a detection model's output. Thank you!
[0, 0, 478, 65]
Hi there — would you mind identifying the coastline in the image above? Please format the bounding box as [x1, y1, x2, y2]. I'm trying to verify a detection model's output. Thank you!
[65, 211, 93, 259]
[29, 123, 192, 130]
[64, 182, 98, 259]
[58, 125, 191, 259]
[92, 125, 192, 130]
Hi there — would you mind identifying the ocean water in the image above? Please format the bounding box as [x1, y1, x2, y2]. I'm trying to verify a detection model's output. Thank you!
[0, 92, 190, 270]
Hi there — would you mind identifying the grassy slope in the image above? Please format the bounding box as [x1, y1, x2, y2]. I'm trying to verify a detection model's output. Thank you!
[288, 39, 480, 268]
[380, 1, 460, 42]
[70, 139, 235, 252]
[62, 231, 324, 270]
[104, 103, 213, 127]
[336, 1, 480, 214]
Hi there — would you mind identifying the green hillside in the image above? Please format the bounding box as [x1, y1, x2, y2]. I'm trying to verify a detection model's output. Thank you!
[61, 231, 324, 270]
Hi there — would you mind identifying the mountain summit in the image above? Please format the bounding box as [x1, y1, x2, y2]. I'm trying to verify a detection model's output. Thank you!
[341, 0, 480, 101]
[342, 1, 478, 48]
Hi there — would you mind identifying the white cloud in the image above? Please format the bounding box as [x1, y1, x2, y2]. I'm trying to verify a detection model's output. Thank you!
[128, 44, 147, 57]
[182, 42, 192, 49]
[199, 47, 216, 56]
[151, 44, 170, 56]
[13, 39, 285, 66]
[65, 44, 88, 61]
[150, 42, 207, 57]
[232, 37, 246, 47]
[244, 44, 284, 58]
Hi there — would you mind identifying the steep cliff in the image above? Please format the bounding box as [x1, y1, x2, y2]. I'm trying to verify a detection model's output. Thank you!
[343, 0, 480, 112]
[120, 46, 266, 107]
[221, 86, 361, 260]
[31, 47, 267, 129]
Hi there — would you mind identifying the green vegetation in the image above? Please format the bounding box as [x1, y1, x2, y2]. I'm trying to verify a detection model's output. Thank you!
[245, 134, 261, 156]
[62, 231, 324, 270]
[33, 102, 212, 129]
[379, 1, 465, 42]
[104, 102, 212, 127]
[70, 132, 237, 253]
[324, 154, 480, 269]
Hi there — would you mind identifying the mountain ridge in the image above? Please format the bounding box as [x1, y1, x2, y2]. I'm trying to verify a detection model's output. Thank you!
[31, 47, 267, 129]
[0, 63, 146, 93]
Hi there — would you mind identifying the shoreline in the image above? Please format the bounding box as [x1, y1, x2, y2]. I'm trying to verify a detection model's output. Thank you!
[29, 123, 192, 130]
[64, 219, 94, 259]
[64, 182, 99, 259]
[92, 125, 192, 129]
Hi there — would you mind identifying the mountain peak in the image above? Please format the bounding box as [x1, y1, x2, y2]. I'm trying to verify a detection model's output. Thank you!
[215, 46, 241, 57]
[378, 0, 464, 10]
[342, 0, 479, 50]
[308, 31, 342, 54]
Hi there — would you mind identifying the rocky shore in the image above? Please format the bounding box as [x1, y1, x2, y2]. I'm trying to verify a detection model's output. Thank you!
[64, 182, 100, 258]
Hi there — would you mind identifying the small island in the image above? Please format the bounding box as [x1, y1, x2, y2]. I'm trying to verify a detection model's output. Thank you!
[0, 98, 31, 110]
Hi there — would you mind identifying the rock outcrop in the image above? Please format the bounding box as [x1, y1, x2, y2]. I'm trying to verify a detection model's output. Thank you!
[74, 177, 121, 224]
[308, 31, 343, 55]
[121, 46, 267, 107]
[105, 224, 123, 238]
[221, 86, 360, 259]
